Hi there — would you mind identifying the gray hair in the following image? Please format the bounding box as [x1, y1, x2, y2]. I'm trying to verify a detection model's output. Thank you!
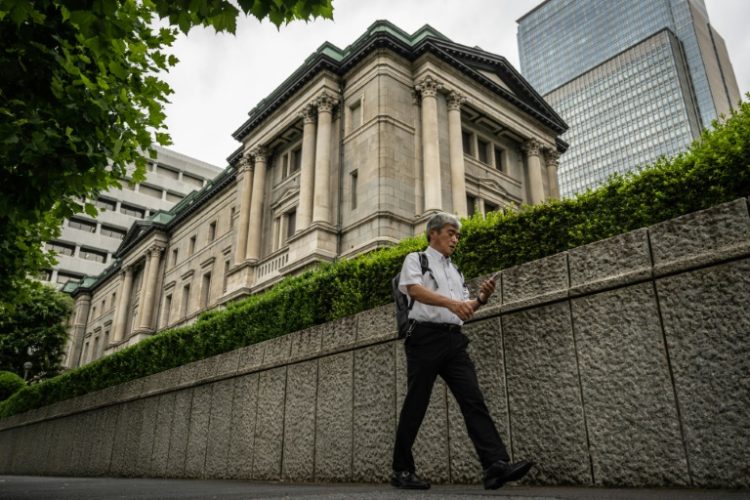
[426, 212, 461, 242]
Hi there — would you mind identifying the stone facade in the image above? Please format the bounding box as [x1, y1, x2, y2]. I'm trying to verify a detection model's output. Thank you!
[61, 21, 567, 368]
[3, 198, 749, 488]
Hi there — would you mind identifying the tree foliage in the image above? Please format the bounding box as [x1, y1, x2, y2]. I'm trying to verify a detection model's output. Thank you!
[0, 0, 334, 307]
[0, 281, 73, 381]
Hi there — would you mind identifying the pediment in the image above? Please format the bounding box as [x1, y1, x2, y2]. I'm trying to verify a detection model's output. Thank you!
[117, 223, 149, 254]
[477, 69, 514, 95]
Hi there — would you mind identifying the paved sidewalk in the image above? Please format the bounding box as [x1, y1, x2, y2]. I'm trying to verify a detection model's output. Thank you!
[0, 476, 748, 500]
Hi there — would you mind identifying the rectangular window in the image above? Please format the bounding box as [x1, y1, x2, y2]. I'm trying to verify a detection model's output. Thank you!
[281, 153, 289, 179]
[82, 341, 90, 366]
[92, 306, 97, 318]
[467, 195, 476, 216]
[47, 241, 75, 256]
[494, 147, 505, 172]
[68, 218, 96, 233]
[189, 236, 196, 255]
[223, 260, 230, 292]
[56, 272, 82, 285]
[477, 138, 489, 164]
[94, 197, 116, 211]
[120, 203, 145, 218]
[272, 217, 281, 251]
[230, 207, 236, 229]
[351, 170, 358, 209]
[101, 299, 106, 312]
[80, 248, 107, 263]
[101, 225, 126, 240]
[164, 294, 172, 326]
[462, 131, 473, 156]
[172, 248, 179, 267]
[201, 272, 211, 309]
[350, 101, 362, 130]
[181, 284, 191, 318]
[290, 148, 302, 174]
[286, 210, 296, 239]
[183, 173, 203, 188]
[157, 165, 180, 179]
[166, 191, 184, 203]
[208, 221, 216, 242]
[92, 336, 99, 361]
[112, 292, 116, 309]
[140, 184, 162, 199]
[485, 201, 498, 213]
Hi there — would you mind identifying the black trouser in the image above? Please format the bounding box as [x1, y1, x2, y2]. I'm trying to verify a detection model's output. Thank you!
[392, 322, 510, 473]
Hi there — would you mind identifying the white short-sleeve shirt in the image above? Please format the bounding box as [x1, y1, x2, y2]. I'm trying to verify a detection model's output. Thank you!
[398, 245, 469, 325]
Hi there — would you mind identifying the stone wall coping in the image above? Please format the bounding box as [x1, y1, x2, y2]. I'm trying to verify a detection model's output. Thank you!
[2, 198, 749, 431]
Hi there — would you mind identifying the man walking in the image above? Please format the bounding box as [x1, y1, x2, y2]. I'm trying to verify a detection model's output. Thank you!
[391, 212, 533, 490]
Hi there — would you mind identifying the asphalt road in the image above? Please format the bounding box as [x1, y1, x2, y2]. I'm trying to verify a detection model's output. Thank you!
[0, 476, 748, 500]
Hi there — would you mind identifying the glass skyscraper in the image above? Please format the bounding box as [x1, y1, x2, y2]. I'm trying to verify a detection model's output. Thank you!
[517, 0, 741, 197]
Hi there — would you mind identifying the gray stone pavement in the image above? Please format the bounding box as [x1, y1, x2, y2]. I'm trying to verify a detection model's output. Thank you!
[0, 476, 748, 500]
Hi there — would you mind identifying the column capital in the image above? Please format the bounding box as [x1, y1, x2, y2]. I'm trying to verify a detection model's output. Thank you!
[237, 154, 253, 174]
[251, 145, 268, 163]
[315, 92, 336, 113]
[75, 294, 92, 304]
[446, 90, 466, 111]
[544, 148, 560, 166]
[522, 138, 542, 157]
[415, 76, 443, 98]
[121, 264, 133, 277]
[148, 244, 165, 256]
[299, 104, 317, 124]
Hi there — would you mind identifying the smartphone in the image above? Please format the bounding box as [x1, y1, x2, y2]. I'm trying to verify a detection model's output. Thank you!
[477, 271, 501, 305]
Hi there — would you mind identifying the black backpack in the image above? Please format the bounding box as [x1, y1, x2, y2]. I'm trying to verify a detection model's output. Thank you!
[392, 252, 432, 338]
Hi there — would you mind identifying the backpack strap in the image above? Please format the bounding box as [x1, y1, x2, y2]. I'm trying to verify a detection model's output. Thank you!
[407, 252, 437, 311]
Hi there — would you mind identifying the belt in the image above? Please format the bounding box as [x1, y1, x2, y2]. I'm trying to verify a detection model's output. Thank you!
[412, 321, 462, 333]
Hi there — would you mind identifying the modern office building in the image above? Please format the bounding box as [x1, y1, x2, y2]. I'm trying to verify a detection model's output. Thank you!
[517, 0, 741, 196]
[42, 146, 222, 287]
[62, 20, 568, 368]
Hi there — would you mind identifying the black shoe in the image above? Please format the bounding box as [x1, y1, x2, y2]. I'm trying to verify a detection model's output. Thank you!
[483, 459, 534, 490]
[390, 470, 431, 489]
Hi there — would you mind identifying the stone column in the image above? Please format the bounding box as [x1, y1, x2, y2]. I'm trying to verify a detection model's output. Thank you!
[112, 265, 133, 342]
[65, 294, 91, 368]
[545, 148, 561, 200]
[234, 154, 254, 265]
[312, 93, 335, 224]
[297, 105, 317, 231]
[416, 76, 443, 212]
[523, 139, 545, 205]
[138, 245, 163, 330]
[447, 90, 467, 217]
[246, 146, 268, 261]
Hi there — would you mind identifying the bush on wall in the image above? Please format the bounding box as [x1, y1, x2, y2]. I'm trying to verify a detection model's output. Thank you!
[1, 96, 749, 419]
[0, 371, 25, 402]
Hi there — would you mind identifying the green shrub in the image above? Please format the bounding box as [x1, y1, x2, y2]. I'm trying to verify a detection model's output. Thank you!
[1, 96, 749, 419]
[0, 371, 25, 402]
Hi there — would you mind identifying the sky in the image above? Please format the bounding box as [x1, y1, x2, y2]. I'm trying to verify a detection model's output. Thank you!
[160, 0, 750, 168]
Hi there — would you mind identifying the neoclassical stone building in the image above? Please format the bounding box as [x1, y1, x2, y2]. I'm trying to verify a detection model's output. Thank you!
[62, 21, 567, 368]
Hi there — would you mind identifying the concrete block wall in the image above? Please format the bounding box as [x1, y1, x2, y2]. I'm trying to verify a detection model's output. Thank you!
[1, 198, 749, 488]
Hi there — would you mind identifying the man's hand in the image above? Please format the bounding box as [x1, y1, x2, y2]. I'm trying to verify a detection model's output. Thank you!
[478, 277, 497, 304]
[449, 300, 476, 321]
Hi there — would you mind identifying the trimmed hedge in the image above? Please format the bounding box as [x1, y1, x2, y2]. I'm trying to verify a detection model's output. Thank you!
[1, 96, 749, 419]
[0, 371, 25, 402]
